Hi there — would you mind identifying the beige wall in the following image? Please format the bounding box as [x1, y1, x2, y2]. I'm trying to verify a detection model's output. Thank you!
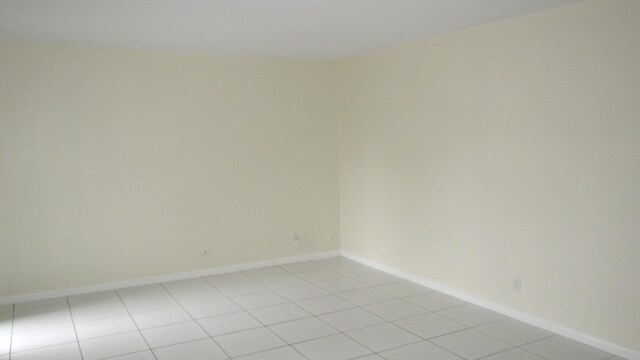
[0, 43, 341, 297]
[340, 0, 639, 352]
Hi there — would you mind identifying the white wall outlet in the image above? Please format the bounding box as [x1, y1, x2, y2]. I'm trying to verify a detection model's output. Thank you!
[292, 234, 301, 248]
[512, 275, 522, 292]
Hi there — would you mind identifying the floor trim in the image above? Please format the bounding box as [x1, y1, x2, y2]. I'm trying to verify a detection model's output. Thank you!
[0, 250, 341, 306]
[341, 251, 639, 360]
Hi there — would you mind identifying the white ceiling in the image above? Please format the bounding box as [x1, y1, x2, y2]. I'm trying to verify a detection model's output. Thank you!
[0, 0, 584, 59]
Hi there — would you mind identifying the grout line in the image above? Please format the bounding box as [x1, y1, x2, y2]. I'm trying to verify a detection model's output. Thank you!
[158, 282, 235, 360]
[7, 304, 15, 360]
[8, 341, 81, 358]
[515, 334, 557, 348]
[278, 260, 428, 358]
[219, 279, 312, 360]
[0, 258, 530, 359]
[65, 297, 85, 360]
[513, 334, 559, 360]
[101, 350, 153, 360]
[5, 256, 629, 360]
[284, 260, 468, 359]
[306, 258, 513, 359]
[114, 290, 159, 360]
[243, 261, 381, 358]
[341, 253, 638, 360]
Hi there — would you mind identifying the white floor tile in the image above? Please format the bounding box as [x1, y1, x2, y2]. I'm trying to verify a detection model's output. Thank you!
[216, 281, 267, 297]
[313, 256, 351, 266]
[0, 324, 9, 341]
[12, 310, 74, 333]
[280, 261, 325, 274]
[522, 336, 613, 360]
[3, 257, 617, 360]
[131, 306, 191, 329]
[108, 351, 156, 360]
[14, 298, 68, 317]
[296, 269, 343, 283]
[233, 346, 306, 360]
[318, 308, 385, 332]
[352, 272, 402, 286]
[480, 348, 545, 360]
[269, 317, 338, 344]
[249, 303, 310, 325]
[11, 326, 77, 353]
[171, 287, 226, 305]
[405, 292, 466, 311]
[346, 323, 421, 352]
[293, 334, 371, 360]
[182, 298, 241, 319]
[364, 299, 427, 321]
[338, 287, 395, 306]
[476, 319, 553, 346]
[204, 272, 252, 286]
[313, 257, 359, 269]
[315, 277, 367, 293]
[257, 275, 307, 290]
[117, 285, 168, 300]
[141, 321, 208, 348]
[0, 334, 9, 355]
[379, 341, 463, 360]
[395, 313, 466, 339]
[197, 312, 262, 337]
[243, 266, 290, 280]
[437, 304, 506, 327]
[214, 327, 285, 357]
[11, 342, 82, 360]
[121, 294, 178, 314]
[162, 278, 212, 293]
[70, 300, 129, 323]
[232, 291, 287, 310]
[295, 295, 355, 315]
[275, 284, 329, 301]
[376, 281, 433, 297]
[0, 319, 11, 337]
[332, 263, 378, 276]
[153, 338, 228, 360]
[430, 329, 512, 360]
[75, 315, 137, 340]
[80, 331, 148, 360]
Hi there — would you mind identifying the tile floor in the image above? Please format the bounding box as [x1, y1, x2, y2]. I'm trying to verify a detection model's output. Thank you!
[0, 256, 625, 360]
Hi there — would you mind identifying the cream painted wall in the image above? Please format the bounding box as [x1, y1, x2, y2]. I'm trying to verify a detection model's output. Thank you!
[1, 0, 638, 353]
[340, 0, 639, 352]
[0, 43, 341, 297]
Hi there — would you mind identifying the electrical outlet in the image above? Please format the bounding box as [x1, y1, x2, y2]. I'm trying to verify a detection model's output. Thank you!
[292, 234, 301, 248]
[512, 275, 522, 292]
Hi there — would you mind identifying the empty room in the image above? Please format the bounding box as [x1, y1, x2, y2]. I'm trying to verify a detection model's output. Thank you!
[1, 0, 638, 359]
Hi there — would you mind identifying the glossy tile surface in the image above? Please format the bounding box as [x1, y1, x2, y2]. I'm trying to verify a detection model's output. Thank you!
[2, 257, 624, 360]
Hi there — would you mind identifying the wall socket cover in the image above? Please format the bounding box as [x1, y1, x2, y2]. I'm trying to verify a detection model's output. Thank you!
[512, 275, 522, 292]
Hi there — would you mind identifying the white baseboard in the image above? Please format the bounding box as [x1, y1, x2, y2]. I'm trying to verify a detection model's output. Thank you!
[0, 250, 341, 306]
[341, 251, 639, 360]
